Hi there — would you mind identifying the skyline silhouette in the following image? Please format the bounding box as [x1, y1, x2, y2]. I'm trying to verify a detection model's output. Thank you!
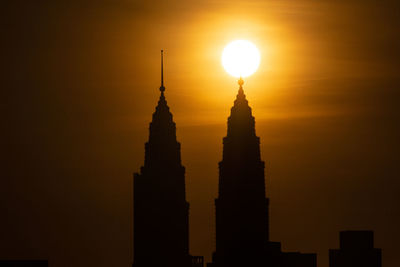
[2, 1, 399, 267]
[208, 77, 316, 267]
[133, 51, 198, 267]
[329, 231, 382, 267]
[131, 54, 381, 267]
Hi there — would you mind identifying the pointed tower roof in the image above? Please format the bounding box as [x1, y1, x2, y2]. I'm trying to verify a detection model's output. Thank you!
[226, 77, 256, 139]
[154, 50, 168, 113]
[144, 50, 180, 168]
[151, 50, 173, 126]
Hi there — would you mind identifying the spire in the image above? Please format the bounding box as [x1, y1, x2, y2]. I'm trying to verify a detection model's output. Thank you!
[234, 76, 248, 107]
[226, 76, 255, 139]
[160, 50, 165, 94]
[157, 50, 167, 105]
[237, 77, 245, 100]
[149, 50, 175, 145]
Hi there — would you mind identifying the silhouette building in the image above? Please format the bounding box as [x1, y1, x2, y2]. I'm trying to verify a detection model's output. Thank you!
[329, 231, 382, 267]
[208, 78, 316, 267]
[0, 260, 48, 267]
[133, 51, 202, 267]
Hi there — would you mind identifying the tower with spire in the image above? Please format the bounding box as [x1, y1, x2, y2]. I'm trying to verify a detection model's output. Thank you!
[133, 51, 202, 267]
[209, 78, 316, 267]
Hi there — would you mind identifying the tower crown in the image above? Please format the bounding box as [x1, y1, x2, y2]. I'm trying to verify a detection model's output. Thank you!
[226, 80, 256, 140]
[144, 51, 180, 169]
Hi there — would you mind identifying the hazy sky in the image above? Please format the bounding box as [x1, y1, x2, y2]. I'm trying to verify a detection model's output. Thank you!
[1, 1, 399, 267]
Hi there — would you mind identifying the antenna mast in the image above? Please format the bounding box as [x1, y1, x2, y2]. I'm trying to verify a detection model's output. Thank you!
[160, 50, 165, 92]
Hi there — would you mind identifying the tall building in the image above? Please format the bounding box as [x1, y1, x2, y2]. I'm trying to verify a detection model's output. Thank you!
[213, 78, 269, 267]
[133, 51, 201, 267]
[329, 231, 382, 267]
[209, 78, 316, 267]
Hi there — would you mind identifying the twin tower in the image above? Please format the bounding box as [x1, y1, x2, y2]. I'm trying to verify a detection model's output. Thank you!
[133, 52, 316, 267]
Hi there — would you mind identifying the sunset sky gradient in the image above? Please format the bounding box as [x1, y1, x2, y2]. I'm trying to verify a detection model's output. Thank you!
[2, 1, 400, 267]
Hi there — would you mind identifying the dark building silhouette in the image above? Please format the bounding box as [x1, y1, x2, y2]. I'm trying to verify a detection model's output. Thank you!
[329, 231, 382, 267]
[208, 78, 316, 267]
[133, 51, 202, 267]
[0, 260, 48, 267]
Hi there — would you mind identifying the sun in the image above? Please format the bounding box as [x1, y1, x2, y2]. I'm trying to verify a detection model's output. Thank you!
[222, 40, 261, 78]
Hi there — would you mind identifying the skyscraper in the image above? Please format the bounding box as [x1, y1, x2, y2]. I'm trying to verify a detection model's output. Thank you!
[329, 231, 382, 267]
[133, 51, 198, 267]
[209, 78, 316, 267]
[213, 78, 269, 267]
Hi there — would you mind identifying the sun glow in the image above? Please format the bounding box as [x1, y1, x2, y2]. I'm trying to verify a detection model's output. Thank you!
[222, 40, 261, 78]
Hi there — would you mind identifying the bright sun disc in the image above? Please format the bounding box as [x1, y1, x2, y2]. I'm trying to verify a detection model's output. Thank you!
[222, 40, 260, 78]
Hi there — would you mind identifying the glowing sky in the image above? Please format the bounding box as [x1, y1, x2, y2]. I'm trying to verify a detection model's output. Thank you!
[1, 1, 400, 267]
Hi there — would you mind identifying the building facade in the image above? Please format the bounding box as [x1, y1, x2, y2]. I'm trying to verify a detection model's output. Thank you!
[208, 79, 316, 267]
[329, 231, 382, 267]
[133, 51, 201, 267]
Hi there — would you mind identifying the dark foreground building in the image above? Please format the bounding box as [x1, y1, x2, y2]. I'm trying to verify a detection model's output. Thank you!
[0, 261, 48, 267]
[329, 231, 382, 267]
[133, 51, 202, 267]
[208, 78, 316, 267]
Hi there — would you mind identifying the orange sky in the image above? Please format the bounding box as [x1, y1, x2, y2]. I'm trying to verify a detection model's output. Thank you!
[2, 1, 400, 267]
